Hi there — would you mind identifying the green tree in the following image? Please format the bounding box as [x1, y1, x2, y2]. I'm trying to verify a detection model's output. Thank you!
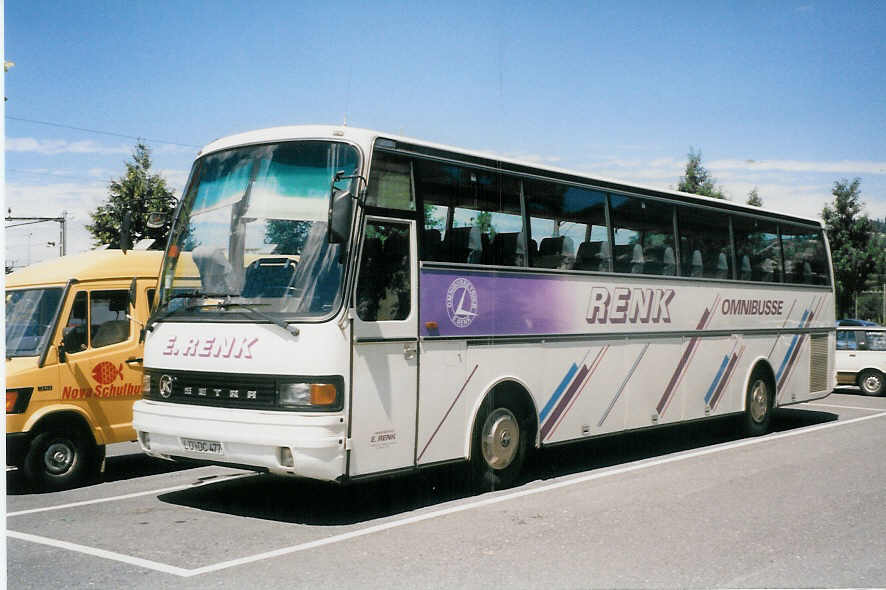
[264, 220, 312, 253]
[677, 148, 726, 199]
[821, 178, 877, 318]
[86, 142, 177, 249]
[746, 187, 763, 207]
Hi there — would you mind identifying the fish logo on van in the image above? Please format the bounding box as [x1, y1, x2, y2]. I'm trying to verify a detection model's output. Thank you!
[92, 362, 124, 385]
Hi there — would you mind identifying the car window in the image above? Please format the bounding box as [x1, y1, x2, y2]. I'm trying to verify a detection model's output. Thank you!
[836, 330, 857, 350]
[864, 331, 886, 351]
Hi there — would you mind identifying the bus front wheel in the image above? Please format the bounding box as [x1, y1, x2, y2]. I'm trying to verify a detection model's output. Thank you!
[470, 399, 528, 492]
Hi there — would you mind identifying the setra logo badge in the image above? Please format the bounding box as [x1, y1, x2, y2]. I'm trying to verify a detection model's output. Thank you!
[158, 375, 175, 399]
[446, 278, 478, 328]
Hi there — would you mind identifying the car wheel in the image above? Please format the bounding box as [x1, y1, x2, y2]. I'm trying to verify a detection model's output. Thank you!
[22, 427, 101, 491]
[858, 369, 885, 396]
[470, 398, 528, 492]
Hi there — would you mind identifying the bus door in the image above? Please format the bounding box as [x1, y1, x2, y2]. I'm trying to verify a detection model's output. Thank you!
[349, 217, 418, 476]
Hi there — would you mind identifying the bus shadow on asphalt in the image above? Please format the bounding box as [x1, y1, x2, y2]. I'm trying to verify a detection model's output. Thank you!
[156, 407, 837, 526]
[6, 453, 199, 495]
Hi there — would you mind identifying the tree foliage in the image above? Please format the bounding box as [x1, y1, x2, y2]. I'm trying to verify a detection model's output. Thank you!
[264, 220, 312, 254]
[822, 178, 877, 318]
[746, 187, 763, 207]
[677, 148, 726, 199]
[86, 142, 177, 249]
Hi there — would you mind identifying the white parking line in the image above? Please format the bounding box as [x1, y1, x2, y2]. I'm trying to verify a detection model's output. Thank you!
[7, 473, 250, 517]
[7, 530, 192, 577]
[9, 411, 886, 578]
[803, 402, 886, 412]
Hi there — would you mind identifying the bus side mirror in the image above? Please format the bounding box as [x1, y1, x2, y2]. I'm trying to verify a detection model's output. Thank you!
[328, 189, 354, 244]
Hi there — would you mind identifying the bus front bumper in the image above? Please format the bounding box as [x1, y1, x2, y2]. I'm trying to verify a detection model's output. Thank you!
[132, 400, 346, 481]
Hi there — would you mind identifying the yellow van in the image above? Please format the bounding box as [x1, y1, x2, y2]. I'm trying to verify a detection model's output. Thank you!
[6, 250, 162, 490]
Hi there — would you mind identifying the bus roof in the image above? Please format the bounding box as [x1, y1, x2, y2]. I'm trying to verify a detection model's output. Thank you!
[6, 250, 163, 289]
[199, 125, 824, 227]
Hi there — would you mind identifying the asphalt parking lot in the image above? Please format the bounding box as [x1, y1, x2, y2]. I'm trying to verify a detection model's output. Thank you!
[6, 390, 886, 589]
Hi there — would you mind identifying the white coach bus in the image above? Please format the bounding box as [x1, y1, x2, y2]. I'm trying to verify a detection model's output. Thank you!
[133, 125, 834, 489]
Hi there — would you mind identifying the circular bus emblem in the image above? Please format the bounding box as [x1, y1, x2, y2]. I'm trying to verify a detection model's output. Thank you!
[158, 375, 174, 399]
[446, 278, 478, 328]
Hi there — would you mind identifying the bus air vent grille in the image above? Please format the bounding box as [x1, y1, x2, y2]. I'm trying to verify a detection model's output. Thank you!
[809, 333, 829, 392]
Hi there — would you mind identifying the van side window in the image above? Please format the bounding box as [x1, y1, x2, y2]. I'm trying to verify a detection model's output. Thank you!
[836, 330, 857, 350]
[864, 331, 886, 351]
[63, 291, 88, 353]
[90, 290, 131, 348]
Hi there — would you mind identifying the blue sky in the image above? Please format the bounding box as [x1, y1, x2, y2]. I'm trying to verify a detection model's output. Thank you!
[4, 1, 885, 267]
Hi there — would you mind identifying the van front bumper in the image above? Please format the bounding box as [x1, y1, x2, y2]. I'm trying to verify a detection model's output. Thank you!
[132, 400, 346, 481]
[6, 431, 34, 467]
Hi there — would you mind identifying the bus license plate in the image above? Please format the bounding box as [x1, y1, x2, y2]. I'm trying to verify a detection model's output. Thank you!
[181, 438, 223, 455]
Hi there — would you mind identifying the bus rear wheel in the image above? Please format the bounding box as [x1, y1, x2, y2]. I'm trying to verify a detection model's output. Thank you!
[22, 426, 103, 491]
[741, 368, 773, 437]
[470, 399, 528, 492]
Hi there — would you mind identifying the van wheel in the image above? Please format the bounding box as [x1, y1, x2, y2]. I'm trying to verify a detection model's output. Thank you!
[470, 399, 528, 492]
[22, 427, 102, 491]
[858, 370, 885, 396]
[742, 368, 773, 437]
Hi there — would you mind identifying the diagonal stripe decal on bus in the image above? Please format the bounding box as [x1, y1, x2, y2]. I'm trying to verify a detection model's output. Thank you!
[598, 343, 649, 428]
[656, 294, 720, 417]
[709, 345, 745, 410]
[417, 364, 480, 463]
[539, 346, 608, 441]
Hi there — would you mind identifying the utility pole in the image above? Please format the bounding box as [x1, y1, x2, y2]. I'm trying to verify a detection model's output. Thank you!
[5, 213, 67, 256]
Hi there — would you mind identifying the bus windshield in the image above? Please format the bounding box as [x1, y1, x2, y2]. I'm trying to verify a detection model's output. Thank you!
[156, 140, 360, 320]
[6, 287, 64, 357]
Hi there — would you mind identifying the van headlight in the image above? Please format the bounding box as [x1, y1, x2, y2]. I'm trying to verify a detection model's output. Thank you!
[6, 387, 33, 414]
[277, 378, 341, 410]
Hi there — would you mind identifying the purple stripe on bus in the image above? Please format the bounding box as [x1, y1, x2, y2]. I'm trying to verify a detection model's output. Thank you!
[657, 336, 699, 416]
[541, 363, 590, 440]
[417, 364, 479, 463]
[547, 347, 608, 439]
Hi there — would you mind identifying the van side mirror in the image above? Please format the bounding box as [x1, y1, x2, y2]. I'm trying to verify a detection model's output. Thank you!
[328, 188, 354, 244]
[57, 343, 67, 363]
[146, 211, 167, 229]
[121, 211, 132, 254]
[128, 277, 138, 310]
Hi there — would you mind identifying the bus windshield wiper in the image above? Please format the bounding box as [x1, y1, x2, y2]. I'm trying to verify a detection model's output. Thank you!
[145, 291, 238, 332]
[214, 301, 300, 337]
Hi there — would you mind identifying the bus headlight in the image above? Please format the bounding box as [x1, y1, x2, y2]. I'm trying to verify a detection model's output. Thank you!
[277, 379, 341, 410]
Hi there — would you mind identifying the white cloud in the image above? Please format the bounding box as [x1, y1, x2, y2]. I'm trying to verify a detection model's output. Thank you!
[6, 137, 131, 155]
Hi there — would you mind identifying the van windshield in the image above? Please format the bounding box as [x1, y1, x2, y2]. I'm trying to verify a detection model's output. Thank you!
[155, 140, 360, 321]
[6, 287, 64, 357]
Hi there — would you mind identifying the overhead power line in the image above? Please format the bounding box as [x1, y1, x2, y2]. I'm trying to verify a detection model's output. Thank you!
[6, 116, 200, 148]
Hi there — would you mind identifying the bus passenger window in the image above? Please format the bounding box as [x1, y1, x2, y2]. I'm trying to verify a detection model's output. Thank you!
[414, 159, 522, 266]
[367, 151, 415, 211]
[356, 222, 411, 321]
[525, 180, 607, 271]
[609, 195, 675, 276]
[677, 206, 732, 279]
[780, 224, 830, 285]
[732, 216, 782, 283]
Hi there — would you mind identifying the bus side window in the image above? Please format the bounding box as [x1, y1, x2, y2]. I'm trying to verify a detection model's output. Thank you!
[366, 151, 415, 211]
[525, 180, 607, 271]
[677, 206, 732, 279]
[780, 224, 830, 286]
[356, 222, 411, 322]
[732, 215, 782, 283]
[63, 291, 88, 353]
[609, 195, 676, 276]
